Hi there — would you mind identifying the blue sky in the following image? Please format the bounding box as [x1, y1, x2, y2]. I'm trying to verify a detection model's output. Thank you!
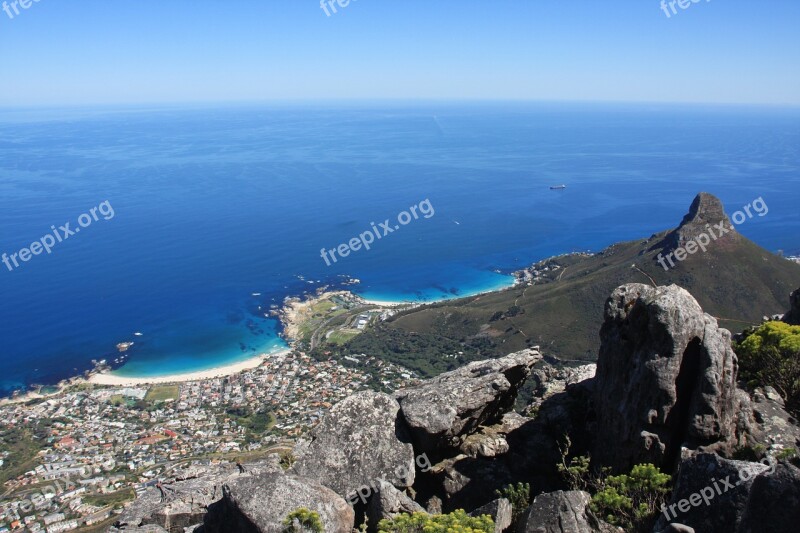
[0, 0, 798, 106]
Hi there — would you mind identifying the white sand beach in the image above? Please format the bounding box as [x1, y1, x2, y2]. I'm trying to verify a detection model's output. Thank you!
[88, 349, 291, 387]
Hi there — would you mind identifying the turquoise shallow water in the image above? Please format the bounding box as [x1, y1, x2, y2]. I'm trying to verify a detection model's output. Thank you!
[1, 102, 799, 395]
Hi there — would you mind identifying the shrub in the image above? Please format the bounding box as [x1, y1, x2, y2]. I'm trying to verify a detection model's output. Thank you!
[283, 508, 323, 533]
[589, 463, 671, 533]
[495, 482, 531, 523]
[377, 510, 494, 533]
[737, 321, 800, 416]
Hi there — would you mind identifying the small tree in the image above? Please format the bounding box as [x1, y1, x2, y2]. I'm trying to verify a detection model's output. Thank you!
[283, 508, 323, 533]
[737, 321, 800, 416]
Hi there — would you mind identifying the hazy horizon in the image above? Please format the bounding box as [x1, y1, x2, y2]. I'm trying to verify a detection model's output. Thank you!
[1, 0, 798, 107]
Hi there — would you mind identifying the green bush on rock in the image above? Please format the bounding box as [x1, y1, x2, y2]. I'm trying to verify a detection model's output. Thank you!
[282, 508, 323, 533]
[377, 510, 494, 533]
[737, 321, 800, 416]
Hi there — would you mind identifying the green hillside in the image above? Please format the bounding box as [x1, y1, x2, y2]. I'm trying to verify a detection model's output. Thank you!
[333, 193, 800, 372]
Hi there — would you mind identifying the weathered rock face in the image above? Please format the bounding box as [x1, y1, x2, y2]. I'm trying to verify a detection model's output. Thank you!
[470, 498, 512, 533]
[516, 491, 616, 533]
[203, 471, 354, 533]
[365, 480, 427, 530]
[458, 412, 528, 459]
[784, 287, 800, 325]
[396, 349, 542, 452]
[292, 391, 415, 500]
[736, 386, 800, 455]
[593, 284, 739, 472]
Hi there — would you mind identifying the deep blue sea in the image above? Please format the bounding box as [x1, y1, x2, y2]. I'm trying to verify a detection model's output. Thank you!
[1, 102, 799, 396]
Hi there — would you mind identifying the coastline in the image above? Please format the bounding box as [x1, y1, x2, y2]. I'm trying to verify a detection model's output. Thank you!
[87, 349, 292, 387]
[2, 271, 520, 402]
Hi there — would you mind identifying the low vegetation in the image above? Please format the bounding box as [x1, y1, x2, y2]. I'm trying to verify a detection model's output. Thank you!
[558, 437, 671, 533]
[0, 428, 43, 485]
[377, 510, 494, 533]
[495, 482, 531, 523]
[589, 464, 671, 533]
[145, 384, 181, 403]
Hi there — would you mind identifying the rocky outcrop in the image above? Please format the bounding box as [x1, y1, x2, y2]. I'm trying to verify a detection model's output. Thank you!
[658, 192, 740, 252]
[292, 391, 415, 500]
[516, 491, 617, 533]
[365, 480, 427, 529]
[396, 349, 541, 452]
[593, 284, 739, 472]
[203, 471, 354, 533]
[784, 287, 800, 325]
[470, 498, 512, 533]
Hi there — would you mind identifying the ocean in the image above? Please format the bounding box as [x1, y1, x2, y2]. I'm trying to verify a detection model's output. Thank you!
[1, 102, 799, 396]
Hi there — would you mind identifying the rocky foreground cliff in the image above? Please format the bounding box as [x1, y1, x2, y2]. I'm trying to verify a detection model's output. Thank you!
[112, 284, 800, 533]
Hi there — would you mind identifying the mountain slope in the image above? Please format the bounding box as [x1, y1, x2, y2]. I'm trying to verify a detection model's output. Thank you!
[344, 193, 800, 366]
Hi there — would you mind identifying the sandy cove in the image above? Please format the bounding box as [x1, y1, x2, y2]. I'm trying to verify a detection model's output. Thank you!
[88, 349, 291, 387]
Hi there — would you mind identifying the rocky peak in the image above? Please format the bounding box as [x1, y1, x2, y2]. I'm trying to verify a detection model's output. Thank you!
[657, 192, 740, 252]
[679, 192, 730, 229]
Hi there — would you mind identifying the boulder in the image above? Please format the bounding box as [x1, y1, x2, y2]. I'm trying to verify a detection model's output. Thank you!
[593, 284, 739, 472]
[292, 391, 415, 500]
[397, 349, 542, 452]
[469, 498, 513, 533]
[365, 479, 427, 529]
[654, 453, 770, 533]
[784, 287, 800, 325]
[203, 471, 354, 533]
[516, 490, 616, 533]
[739, 461, 800, 533]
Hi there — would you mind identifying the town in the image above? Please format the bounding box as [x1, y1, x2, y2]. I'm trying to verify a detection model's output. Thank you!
[0, 351, 416, 532]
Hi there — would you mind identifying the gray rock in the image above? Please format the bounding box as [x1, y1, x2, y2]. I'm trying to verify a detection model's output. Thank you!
[114, 461, 245, 530]
[593, 284, 739, 472]
[292, 391, 415, 500]
[470, 498, 512, 533]
[203, 471, 354, 533]
[365, 479, 426, 530]
[783, 287, 800, 325]
[739, 461, 800, 533]
[459, 413, 529, 458]
[654, 453, 769, 533]
[397, 348, 542, 451]
[516, 491, 615, 533]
